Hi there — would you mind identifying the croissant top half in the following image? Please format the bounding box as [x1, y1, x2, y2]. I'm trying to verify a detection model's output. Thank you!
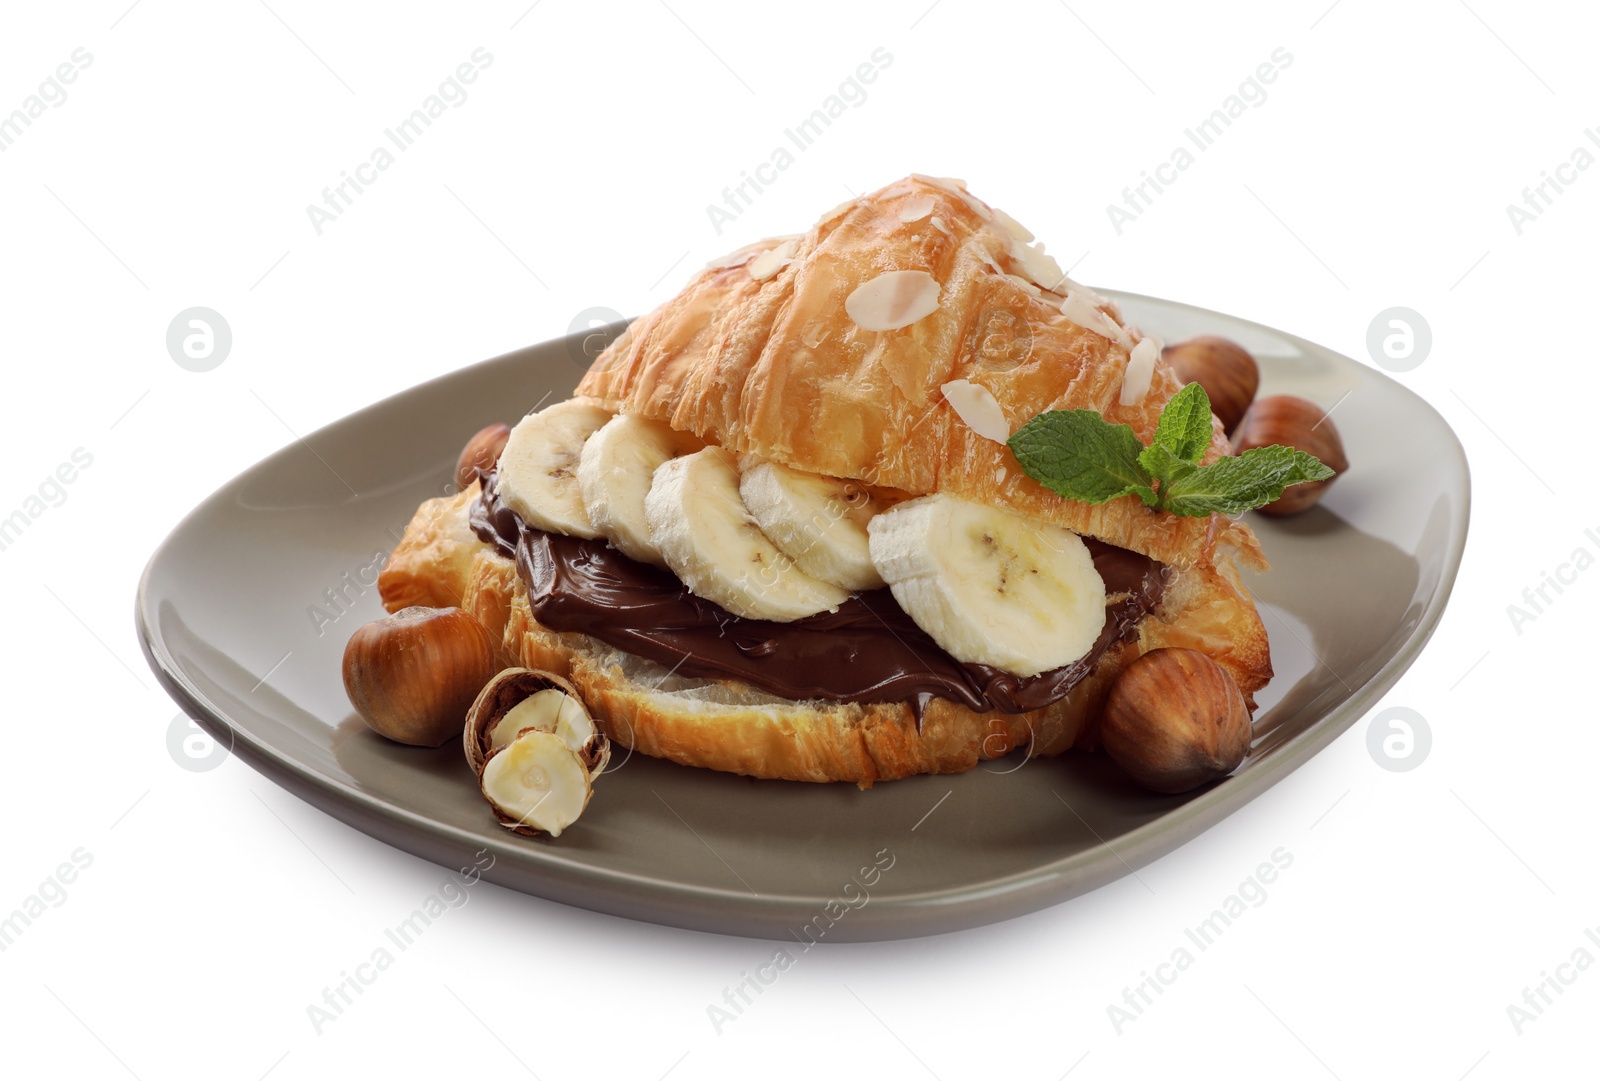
[577, 175, 1264, 573]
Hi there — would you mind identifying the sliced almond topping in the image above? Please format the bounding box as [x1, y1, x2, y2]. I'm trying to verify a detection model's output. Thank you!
[1056, 275, 1109, 307]
[845, 270, 942, 331]
[992, 208, 1034, 242]
[1009, 239, 1064, 291]
[929, 215, 952, 237]
[899, 194, 937, 223]
[748, 239, 799, 282]
[816, 197, 857, 226]
[956, 189, 992, 220]
[1005, 274, 1042, 298]
[706, 248, 758, 270]
[909, 173, 990, 219]
[941, 379, 1010, 444]
[1120, 336, 1164, 407]
[1060, 292, 1134, 350]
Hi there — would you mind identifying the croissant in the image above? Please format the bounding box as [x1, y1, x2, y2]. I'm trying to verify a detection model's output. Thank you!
[380, 175, 1271, 786]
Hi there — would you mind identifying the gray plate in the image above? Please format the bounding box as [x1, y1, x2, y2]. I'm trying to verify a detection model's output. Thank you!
[136, 291, 1469, 942]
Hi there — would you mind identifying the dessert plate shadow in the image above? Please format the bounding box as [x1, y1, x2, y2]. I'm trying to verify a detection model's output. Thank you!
[136, 292, 1469, 942]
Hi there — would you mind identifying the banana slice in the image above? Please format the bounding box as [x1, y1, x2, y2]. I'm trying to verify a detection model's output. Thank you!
[497, 399, 613, 539]
[577, 414, 698, 567]
[867, 493, 1106, 677]
[738, 459, 890, 591]
[645, 447, 850, 622]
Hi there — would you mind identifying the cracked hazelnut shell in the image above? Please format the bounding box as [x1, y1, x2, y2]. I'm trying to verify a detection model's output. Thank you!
[465, 667, 609, 776]
[479, 730, 594, 837]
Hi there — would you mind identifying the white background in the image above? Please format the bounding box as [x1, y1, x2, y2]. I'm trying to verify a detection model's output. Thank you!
[1, 0, 1595, 1077]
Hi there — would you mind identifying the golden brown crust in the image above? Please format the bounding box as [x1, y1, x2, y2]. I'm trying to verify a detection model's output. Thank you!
[379, 488, 1271, 785]
[578, 175, 1266, 573]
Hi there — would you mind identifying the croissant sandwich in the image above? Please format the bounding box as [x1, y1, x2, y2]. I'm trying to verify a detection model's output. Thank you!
[377, 175, 1281, 787]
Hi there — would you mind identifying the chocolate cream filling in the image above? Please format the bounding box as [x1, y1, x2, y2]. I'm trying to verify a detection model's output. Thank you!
[470, 469, 1166, 719]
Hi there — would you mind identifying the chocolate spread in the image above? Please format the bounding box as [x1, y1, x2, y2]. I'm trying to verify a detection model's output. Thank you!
[470, 470, 1165, 717]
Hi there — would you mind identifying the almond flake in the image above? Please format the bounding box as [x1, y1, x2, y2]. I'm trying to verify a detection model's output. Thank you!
[1009, 239, 1064, 291]
[1120, 336, 1164, 407]
[899, 194, 937, 222]
[1060, 292, 1134, 349]
[845, 270, 942, 331]
[909, 173, 991, 220]
[941, 379, 1010, 444]
[816, 198, 857, 226]
[1056, 275, 1108, 307]
[706, 248, 758, 270]
[1005, 274, 1042, 297]
[929, 216, 952, 237]
[748, 239, 799, 281]
[992, 208, 1034, 242]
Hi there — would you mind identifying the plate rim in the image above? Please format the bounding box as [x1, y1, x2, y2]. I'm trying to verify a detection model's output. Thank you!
[135, 291, 1471, 941]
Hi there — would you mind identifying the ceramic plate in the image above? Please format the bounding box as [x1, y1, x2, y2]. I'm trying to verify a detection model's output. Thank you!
[136, 291, 1469, 941]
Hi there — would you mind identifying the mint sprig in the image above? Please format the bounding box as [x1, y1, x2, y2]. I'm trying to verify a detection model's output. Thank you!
[1007, 383, 1335, 518]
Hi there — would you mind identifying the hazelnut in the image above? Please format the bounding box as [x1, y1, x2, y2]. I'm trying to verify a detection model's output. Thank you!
[1232, 395, 1349, 516]
[479, 730, 594, 837]
[1101, 648, 1252, 794]
[465, 667, 609, 776]
[342, 606, 497, 747]
[1162, 336, 1260, 435]
[455, 422, 512, 490]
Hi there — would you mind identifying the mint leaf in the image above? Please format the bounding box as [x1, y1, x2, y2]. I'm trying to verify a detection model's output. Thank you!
[1159, 445, 1336, 517]
[1009, 410, 1156, 507]
[1138, 442, 1197, 488]
[1153, 382, 1213, 464]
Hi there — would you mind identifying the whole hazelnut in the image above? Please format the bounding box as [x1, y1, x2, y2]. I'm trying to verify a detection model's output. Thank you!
[455, 422, 512, 490]
[1162, 336, 1260, 435]
[1232, 395, 1349, 516]
[1101, 648, 1252, 794]
[343, 606, 498, 747]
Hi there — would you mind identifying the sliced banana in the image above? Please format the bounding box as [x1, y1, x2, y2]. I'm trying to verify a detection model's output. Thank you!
[867, 493, 1106, 677]
[497, 399, 613, 539]
[738, 459, 890, 591]
[577, 414, 698, 567]
[645, 447, 850, 622]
